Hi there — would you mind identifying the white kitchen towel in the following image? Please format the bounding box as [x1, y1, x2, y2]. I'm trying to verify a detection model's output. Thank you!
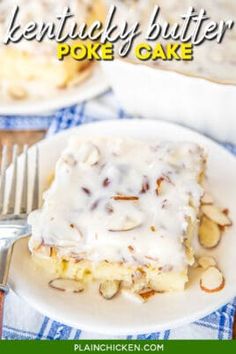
[2, 90, 236, 340]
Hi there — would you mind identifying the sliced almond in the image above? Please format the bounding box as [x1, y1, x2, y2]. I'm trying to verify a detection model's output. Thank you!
[121, 288, 145, 303]
[103, 178, 111, 187]
[112, 195, 139, 201]
[156, 177, 165, 195]
[131, 277, 147, 293]
[156, 175, 173, 195]
[128, 245, 134, 252]
[8, 85, 27, 100]
[35, 244, 52, 258]
[201, 193, 214, 205]
[198, 256, 217, 269]
[199, 216, 221, 249]
[86, 146, 100, 165]
[99, 280, 121, 300]
[200, 266, 225, 293]
[81, 187, 91, 195]
[49, 278, 84, 293]
[201, 205, 232, 227]
[109, 216, 142, 232]
[140, 176, 150, 194]
[79, 143, 100, 166]
[138, 288, 156, 301]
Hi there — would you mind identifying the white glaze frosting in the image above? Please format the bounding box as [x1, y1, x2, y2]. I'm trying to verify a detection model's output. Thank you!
[29, 137, 205, 271]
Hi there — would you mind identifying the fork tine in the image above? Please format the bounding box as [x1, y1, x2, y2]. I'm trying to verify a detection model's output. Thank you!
[0, 145, 8, 214]
[6, 145, 18, 215]
[19, 145, 28, 214]
[31, 146, 39, 211]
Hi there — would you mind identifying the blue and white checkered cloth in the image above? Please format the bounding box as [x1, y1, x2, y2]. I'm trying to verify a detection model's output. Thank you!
[2, 91, 236, 340]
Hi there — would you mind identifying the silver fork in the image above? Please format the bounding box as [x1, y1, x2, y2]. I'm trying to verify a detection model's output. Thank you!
[0, 144, 39, 339]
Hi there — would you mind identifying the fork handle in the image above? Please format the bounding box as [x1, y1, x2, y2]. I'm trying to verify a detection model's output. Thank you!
[0, 240, 13, 285]
[0, 239, 13, 339]
[0, 290, 5, 338]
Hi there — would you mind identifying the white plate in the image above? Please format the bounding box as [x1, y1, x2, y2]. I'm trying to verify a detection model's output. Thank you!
[0, 65, 109, 115]
[9, 119, 236, 335]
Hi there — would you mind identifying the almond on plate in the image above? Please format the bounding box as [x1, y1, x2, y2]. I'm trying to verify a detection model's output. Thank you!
[200, 266, 225, 293]
[48, 278, 84, 293]
[201, 193, 214, 205]
[199, 216, 221, 249]
[201, 205, 232, 227]
[35, 244, 53, 258]
[121, 289, 145, 304]
[138, 289, 156, 301]
[99, 280, 121, 300]
[8, 85, 27, 100]
[198, 256, 217, 269]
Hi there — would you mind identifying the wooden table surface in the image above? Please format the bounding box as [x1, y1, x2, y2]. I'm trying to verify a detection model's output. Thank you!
[0, 129, 235, 339]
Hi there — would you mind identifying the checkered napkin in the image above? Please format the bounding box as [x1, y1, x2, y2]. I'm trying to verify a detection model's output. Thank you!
[2, 91, 236, 340]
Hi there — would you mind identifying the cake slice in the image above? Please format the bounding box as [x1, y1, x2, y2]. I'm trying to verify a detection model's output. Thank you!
[28, 136, 206, 298]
